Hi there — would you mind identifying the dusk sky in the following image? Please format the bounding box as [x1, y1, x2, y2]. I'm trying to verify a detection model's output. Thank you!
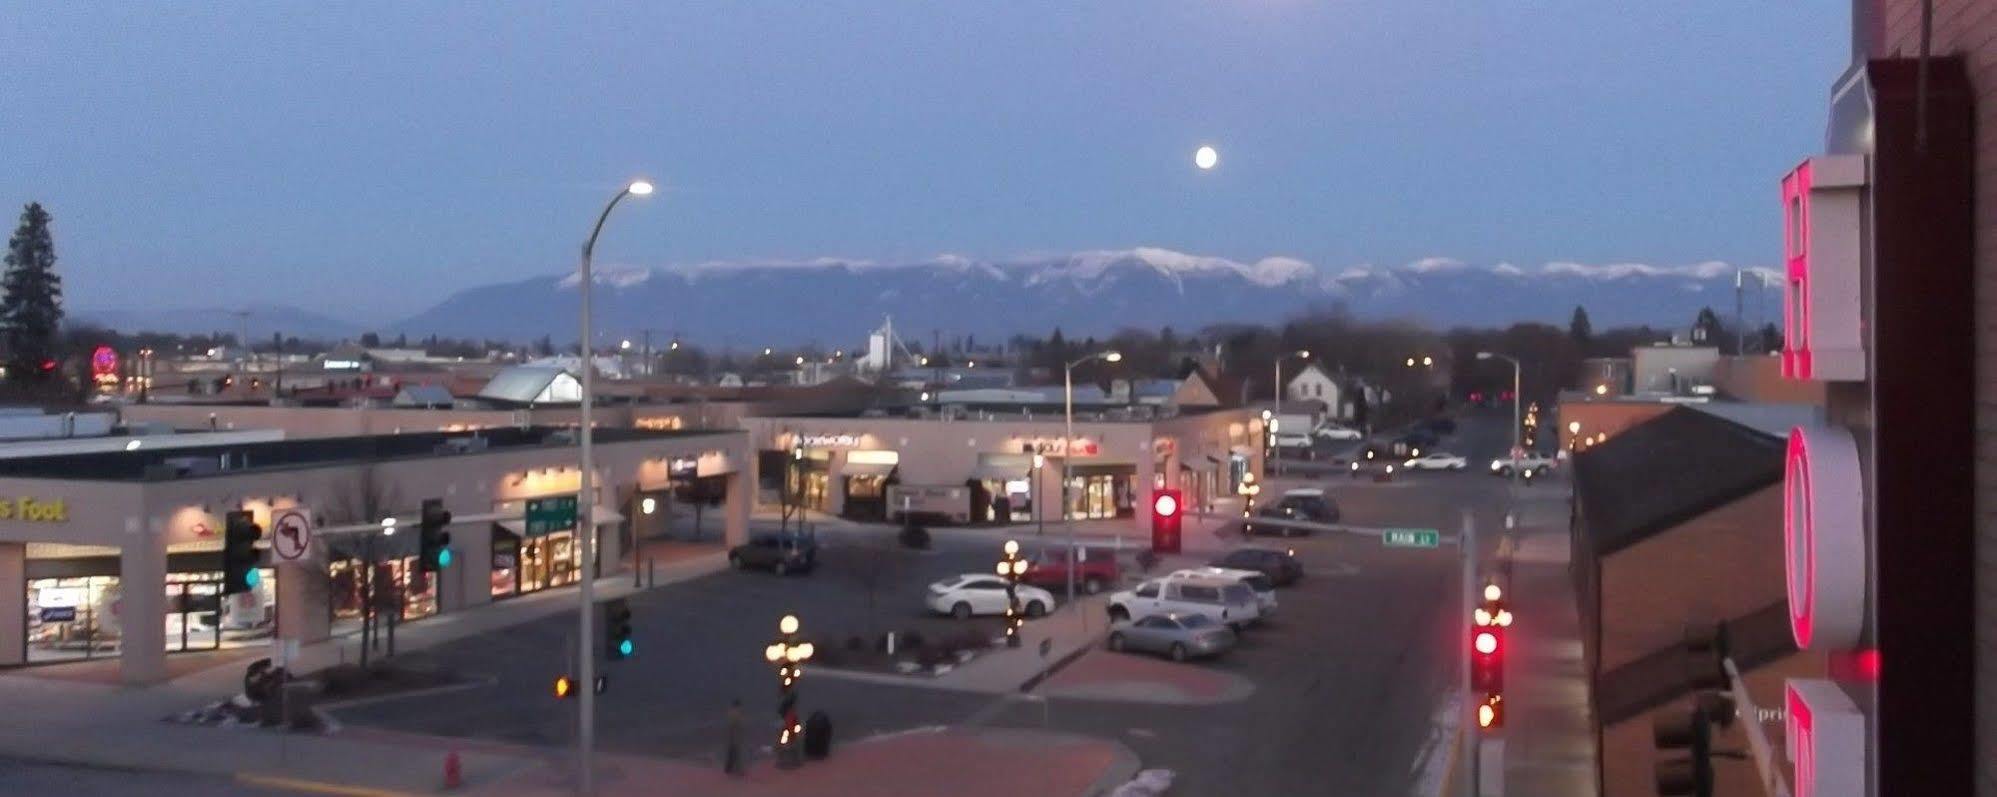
[4, 2, 1847, 325]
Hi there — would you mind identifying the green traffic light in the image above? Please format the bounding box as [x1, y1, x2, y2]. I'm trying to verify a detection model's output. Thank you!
[244, 569, 261, 587]
[618, 639, 634, 657]
[437, 548, 453, 568]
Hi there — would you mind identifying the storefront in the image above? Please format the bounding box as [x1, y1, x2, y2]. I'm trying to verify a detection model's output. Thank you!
[1065, 464, 1135, 520]
[0, 425, 752, 684]
[23, 551, 276, 664]
[971, 453, 1037, 523]
[839, 450, 899, 521]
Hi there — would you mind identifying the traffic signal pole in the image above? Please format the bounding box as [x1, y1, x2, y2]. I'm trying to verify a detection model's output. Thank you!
[1461, 509, 1478, 797]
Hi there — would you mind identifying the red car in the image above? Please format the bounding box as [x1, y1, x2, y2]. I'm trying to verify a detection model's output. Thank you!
[1021, 546, 1121, 595]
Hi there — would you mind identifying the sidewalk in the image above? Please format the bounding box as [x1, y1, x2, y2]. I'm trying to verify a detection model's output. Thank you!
[1498, 493, 1597, 796]
[0, 551, 731, 796]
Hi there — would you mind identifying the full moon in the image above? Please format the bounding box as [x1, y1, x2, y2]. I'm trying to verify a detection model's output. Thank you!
[1194, 145, 1219, 170]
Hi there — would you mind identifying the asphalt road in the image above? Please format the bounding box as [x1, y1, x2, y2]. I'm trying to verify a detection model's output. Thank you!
[337, 409, 1538, 795]
[0, 758, 285, 796]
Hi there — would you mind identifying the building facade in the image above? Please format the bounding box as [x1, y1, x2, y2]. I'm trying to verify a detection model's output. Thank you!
[0, 427, 750, 685]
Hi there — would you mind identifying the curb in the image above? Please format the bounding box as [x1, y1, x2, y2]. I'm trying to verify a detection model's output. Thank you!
[1018, 633, 1102, 693]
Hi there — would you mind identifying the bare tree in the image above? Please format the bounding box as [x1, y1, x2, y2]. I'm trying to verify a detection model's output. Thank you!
[327, 466, 401, 665]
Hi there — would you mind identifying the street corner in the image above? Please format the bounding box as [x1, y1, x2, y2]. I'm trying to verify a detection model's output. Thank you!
[1035, 648, 1254, 705]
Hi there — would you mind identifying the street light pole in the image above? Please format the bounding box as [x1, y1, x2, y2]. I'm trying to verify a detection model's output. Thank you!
[1270, 350, 1309, 477]
[575, 178, 651, 795]
[1063, 350, 1121, 608]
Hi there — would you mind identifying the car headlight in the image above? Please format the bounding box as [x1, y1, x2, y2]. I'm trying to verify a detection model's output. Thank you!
[1404, 459, 1418, 467]
[1490, 460, 1502, 471]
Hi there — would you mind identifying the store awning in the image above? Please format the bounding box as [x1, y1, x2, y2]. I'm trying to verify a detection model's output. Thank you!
[843, 461, 897, 478]
[972, 462, 1032, 481]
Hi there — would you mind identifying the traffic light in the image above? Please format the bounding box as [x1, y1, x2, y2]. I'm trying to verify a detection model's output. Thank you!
[418, 498, 453, 571]
[602, 598, 634, 660]
[1150, 489, 1183, 553]
[1654, 701, 1723, 797]
[222, 510, 263, 595]
[1471, 627, 1505, 693]
[554, 675, 574, 699]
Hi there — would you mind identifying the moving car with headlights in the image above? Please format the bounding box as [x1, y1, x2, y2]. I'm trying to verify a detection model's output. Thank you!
[1167, 566, 1278, 615]
[1246, 488, 1339, 536]
[1489, 452, 1558, 477]
[1107, 614, 1238, 662]
[1403, 451, 1469, 471]
[926, 574, 1056, 619]
[1210, 547, 1305, 587]
[727, 532, 818, 575]
[1108, 576, 1261, 630]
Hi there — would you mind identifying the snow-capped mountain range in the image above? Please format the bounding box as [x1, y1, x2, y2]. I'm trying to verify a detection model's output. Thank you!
[385, 248, 1781, 345]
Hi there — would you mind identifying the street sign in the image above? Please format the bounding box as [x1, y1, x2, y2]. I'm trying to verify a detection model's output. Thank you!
[1381, 527, 1440, 548]
[271, 509, 314, 561]
[526, 495, 579, 537]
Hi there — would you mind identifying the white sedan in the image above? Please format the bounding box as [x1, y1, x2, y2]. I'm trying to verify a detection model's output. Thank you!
[1403, 451, 1469, 471]
[1314, 424, 1363, 441]
[926, 574, 1057, 620]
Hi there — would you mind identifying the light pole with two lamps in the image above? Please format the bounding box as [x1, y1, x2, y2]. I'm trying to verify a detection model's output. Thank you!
[1062, 350, 1121, 607]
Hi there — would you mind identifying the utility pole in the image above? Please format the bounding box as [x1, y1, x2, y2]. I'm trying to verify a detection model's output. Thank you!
[1734, 269, 1746, 356]
[233, 310, 252, 386]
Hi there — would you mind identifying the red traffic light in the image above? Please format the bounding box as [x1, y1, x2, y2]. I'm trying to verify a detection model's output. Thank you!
[1150, 489, 1184, 554]
[1152, 492, 1179, 518]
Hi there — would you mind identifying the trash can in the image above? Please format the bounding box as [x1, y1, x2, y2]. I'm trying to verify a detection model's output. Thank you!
[803, 711, 833, 759]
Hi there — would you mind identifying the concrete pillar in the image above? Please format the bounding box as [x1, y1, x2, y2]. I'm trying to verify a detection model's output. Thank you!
[824, 453, 847, 517]
[723, 470, 751, 547]
[119, 527, 169, 685]
[275, 563, 332, 645]
[0, 543, 22, 666]
[1134, 450, 1158, 536]
[455, 512, 493, 610]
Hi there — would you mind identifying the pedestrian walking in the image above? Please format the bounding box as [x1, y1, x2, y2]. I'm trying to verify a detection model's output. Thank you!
[723, 698, 745, 775]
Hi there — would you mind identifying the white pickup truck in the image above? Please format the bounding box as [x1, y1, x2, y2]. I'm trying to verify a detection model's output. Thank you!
[1488, 453, 1557, 477]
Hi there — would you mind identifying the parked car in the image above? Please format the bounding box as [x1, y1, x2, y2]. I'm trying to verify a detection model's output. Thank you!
[1246, 488, 1339, 536]
[1168, 567, 1278, 615]
[1350, 459, 1398, 481]
[1418, 416, 1458, 435]
[1403, 451, 1469, 471]
[1313, 423, 1363, 441]
[1210, 547, 1305, 587]
[1272, 431, 1314, 449]
[727, 532, 818, 575]
[1107, 614, 1238, 662]
[926, 574, 1057, 619]
[1021, 546, 1121, 594]
[1109, 576, 1261, 630]
[1489, 452, 1558, 477]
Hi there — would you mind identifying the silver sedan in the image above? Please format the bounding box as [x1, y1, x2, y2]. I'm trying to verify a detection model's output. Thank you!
[1106, 614, 1238, 661]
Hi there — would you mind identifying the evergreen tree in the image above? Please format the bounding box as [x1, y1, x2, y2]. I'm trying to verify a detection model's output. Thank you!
[359, 332, 381, 347]
[1693, 307, 1724, 344]
[2, 203, 63, 381]
[1567, 306, 1593, 347]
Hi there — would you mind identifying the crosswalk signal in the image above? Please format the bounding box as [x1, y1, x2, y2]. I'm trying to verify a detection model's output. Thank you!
[554, 675, 574, 699]
[222, 510, 263, 595]
[418, 498, 453, 571]
[1476, 693, 1504, 729]
[603, 598, 634, 660]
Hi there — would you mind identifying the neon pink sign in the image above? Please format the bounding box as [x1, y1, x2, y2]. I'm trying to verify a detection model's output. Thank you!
[1784, 426, 1864, 651]
[1779, 155, 1868, 382]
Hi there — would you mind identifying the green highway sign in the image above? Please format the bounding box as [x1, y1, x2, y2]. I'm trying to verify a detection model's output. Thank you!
[1381, 528, 1440, 548]
[525, 495, 579, 537]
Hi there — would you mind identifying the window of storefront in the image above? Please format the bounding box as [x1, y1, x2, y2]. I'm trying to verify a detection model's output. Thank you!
[25, 566, 275, 664]
[329, 556, 439, 633]
[1065, 466, 1135, 519]
[841, 450, 899, 521]
[491, 529, 582, 599]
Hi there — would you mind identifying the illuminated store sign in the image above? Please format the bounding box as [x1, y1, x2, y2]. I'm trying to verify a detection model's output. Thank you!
[1780, 155, 1867, 381]
[0, 497, 68, 522]
[1786, 679, 1863, 797]
[1784, 426, 1864, 650]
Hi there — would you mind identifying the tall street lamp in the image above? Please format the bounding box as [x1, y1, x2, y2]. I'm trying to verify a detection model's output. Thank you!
[1032, 453, 1046, 537]
[1063, 350, 1121, 607]
[763, 614, 814, 768]
[998, 540, 1028, 647]
[1476, 352, 1522, 463]
[1271, 349, 1310, 477]
[574, 178, 651, 794]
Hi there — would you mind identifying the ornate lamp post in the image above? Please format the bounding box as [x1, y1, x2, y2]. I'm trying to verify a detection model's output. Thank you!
[763, 614, 815, 768]
[998, 540, 1029, 647]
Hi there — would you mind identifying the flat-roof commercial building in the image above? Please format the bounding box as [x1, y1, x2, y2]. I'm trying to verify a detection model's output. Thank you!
[0, 426, 749, 684]
[743, 405, 1265, 534]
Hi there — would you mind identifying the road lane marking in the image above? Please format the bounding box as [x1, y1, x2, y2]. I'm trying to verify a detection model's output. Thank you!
[235, 773, 414, 797]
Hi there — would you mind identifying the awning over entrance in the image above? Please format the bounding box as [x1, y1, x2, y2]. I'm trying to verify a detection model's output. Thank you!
[842, 461, 897, 478]
[973, 453, 1035, 481]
